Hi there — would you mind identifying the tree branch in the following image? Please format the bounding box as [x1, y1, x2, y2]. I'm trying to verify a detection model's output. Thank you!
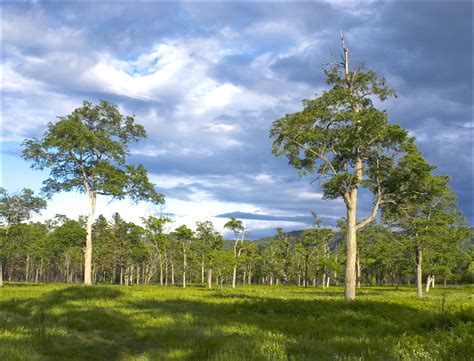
[356, 194, 383, 231]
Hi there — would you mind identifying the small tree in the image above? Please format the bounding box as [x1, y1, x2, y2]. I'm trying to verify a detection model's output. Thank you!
[22, 100, 164, 285]
[196, 221, 223, 288]
[0, 188, 46, 286]
[174, 224, 195, 288]
[224, 217, 245, 288]
[383, 169, 468, 298]
[270, 34, 425, 300]
[142, 215, 172, 286]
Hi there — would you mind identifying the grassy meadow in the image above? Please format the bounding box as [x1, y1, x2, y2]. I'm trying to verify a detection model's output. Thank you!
[0, 284, 473, 361]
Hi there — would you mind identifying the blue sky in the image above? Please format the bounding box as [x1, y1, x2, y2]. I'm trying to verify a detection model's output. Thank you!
[1, 1, 472, 238]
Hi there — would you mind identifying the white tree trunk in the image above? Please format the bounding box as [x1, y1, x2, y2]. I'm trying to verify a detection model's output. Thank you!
[356, 256, 361, 288]
[232, 266, 237, 289]
[84, 194, 96, 285]
[207, 267, 212, 288]
[345, 190, 358, 301]
[425, 274, 432, 293]
[416, 247, 423, 299]
[183, 251, 187, 288]
[201, 258, 205, 284]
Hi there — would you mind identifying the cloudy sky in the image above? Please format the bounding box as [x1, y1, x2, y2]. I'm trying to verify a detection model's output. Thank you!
[1, 1, 472, 238]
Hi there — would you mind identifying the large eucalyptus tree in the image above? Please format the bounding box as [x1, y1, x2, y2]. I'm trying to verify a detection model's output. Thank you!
[22, 100, 164, 285]
[270, 34, 427, 300]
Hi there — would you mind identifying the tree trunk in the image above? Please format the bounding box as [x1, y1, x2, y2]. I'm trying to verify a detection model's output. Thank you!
[171, 261, 175, 285]
[326, 276, 330, 288]
[207, 267, 212, 288]
[232, 266, 237, 289]
[416, 246, 423, 299]
[65, 256, 69, 284]
[322, 272, 326, 289]
[84, 193, 96, 285]
[356, 256, 361, 288]
[425, 274, 432, 293]
[345, 189, 358, 301]
[25, 255, 30, 282]
[159, 257, 164, 286]
[304, 255, 309, 288]
[431, 275, 435, 288]
[183, 251, 187, 288]
[201, 257, 205, 284]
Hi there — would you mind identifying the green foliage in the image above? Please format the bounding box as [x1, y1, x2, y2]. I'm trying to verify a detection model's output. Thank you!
[0, 188, 46, 226]
[269, 62, 413, 202]
[21, 100, 163, 205]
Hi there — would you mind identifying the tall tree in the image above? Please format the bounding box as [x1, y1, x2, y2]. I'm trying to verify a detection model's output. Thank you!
[174, 225, 194, 288]
[22, 100, 164, 285]
[270, 34, 422, 300]
[224, 217, 245, 288]
[196, 221, 223, 288]
[383, 168, 468, 298]
[142, 215, 172, 286]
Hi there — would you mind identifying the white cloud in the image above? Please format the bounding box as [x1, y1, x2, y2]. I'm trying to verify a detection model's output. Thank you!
[254, 173, 275, 184]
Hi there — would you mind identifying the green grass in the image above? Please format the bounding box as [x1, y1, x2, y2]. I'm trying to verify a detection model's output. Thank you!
[0, 284, 473, 360]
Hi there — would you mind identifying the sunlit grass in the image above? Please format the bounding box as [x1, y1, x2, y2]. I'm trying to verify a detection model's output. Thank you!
[1, 284, 473, 360]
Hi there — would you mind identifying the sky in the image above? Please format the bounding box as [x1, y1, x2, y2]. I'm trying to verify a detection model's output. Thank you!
[1, 1, 472, 239]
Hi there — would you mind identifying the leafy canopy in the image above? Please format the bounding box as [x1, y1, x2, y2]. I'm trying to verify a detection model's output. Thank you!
[22, 100, 163, 204]
[0, 188, 47, 226]
[270, 62, 418, 208]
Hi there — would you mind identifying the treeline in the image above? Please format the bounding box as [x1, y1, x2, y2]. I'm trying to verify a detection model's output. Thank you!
[2, 212, 472, 290]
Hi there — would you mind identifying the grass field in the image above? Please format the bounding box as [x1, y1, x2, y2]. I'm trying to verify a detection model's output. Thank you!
[0, 284, 472, 360]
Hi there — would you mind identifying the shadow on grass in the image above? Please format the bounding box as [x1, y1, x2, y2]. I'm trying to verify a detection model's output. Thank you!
[0, 285, 473, 360]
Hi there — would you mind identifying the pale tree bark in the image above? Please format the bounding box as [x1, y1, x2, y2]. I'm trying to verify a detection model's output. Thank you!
[425, 274, 435, 293]
[84, 192, 96, 285]
[416, 246, 423, 299]
[232, 231, 245, 289]
[201, 257, 205, 284]
[159, 256, 164, 286]
[182, 248, 187, 288]
[345, 189, 358, 301]
[425, 274, 432, 293]
[171, 260, 175, 285]
[356, 255, 361, 288]
[207, 267, 212, 288]
[25, 255, 30, 282]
